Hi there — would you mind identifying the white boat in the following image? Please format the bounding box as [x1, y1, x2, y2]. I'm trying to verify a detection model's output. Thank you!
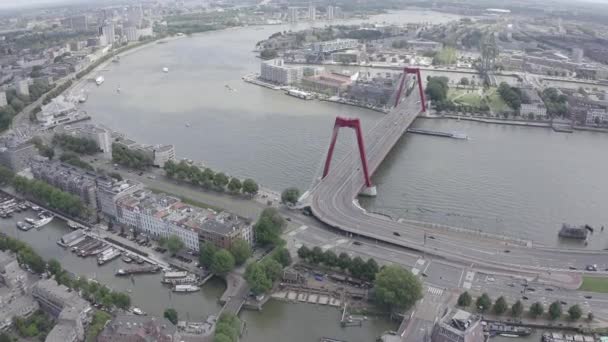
[185, 123, 191, 127]
[131, 307, 145, 315]
[25, 218, 35, 224]
[163, 274, 198, 285]
[34, 216, 53, 229]
[67, 221, 79, 229]
[162, 67, 169, 73]
[31, 206, 40, 211]
[96, 76, 105, 85]
[97, 248, 122, 265]
[451, 131, 468, 140]
[78, 96, 87, 103]
[173, 284, 200, 293]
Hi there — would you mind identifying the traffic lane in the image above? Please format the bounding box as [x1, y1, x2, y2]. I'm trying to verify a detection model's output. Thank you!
[422, 261, 463, 289]
[333, 241, 420, 268]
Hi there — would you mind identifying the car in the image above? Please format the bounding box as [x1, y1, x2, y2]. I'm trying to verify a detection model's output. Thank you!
[393, 232, 401, 237]
[522, 296, 529, 300]
[138, 171, 144, 176]
[353, 241, 362, 246]
[428, 235, 435, 240]
[527, 288, 535, 292]
[421, 272, 428, 277]
[545, 288, 554, 292]
[286, 217, 291, 222]
[585, 264, 597, 271]
[568, 266, 577, 270]
[584, 295, 592, 299]
[508, 283, 515, 287]
[504, 249, 511, 253]
[560, 301, 567, 305]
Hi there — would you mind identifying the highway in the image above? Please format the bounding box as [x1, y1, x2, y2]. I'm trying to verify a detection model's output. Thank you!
[308, 76, 608, 277]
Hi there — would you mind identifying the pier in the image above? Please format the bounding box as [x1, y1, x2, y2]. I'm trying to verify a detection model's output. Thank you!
[406, 128, 468, 139]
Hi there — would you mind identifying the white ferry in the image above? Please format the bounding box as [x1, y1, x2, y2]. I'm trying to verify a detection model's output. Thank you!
[162, 67, 169, 73]
[95, 76, 105, 85]
[163, 270, 188, 279]
[173, 284, 200, 293]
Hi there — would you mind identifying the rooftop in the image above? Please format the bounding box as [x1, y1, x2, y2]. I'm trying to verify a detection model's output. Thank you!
[98, 314, 177, 342]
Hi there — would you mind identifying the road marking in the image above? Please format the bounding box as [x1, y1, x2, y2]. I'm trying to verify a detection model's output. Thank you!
[463, 282, 472, 290]
[458, 269, 465, 287]
[423, 261, 431, 274]
[427, 287, 443, 296]
[416, 258, 425, 266]
[412, 268, 420, 276]
[465, 271, 475, 282]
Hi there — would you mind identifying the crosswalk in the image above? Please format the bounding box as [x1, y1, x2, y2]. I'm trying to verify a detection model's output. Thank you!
[427, 286, 443, 296]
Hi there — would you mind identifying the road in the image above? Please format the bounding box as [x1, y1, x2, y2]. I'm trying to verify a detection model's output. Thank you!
[308, 79, 608, 276]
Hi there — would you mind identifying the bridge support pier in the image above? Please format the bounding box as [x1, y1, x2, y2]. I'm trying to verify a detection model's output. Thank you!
[359, 186, 377, 197]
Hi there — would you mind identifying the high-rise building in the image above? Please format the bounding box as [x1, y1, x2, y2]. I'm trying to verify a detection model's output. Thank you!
[572, 48, 584, 63]
[124, 26, 139, 42]
[101, 24, 116, 45]
[309, 5, 316, 21]
[288, 7, 298, 23]
[327, 5, 334, 20]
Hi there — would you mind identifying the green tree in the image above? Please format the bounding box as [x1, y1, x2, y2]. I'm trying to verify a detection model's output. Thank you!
[245, 262, 272, 295]
[214, 333, 232, 342]
[348, 256, 366, 279]
[373, 265, 422, 312]
[425, 76, 449, 102]
[166, 235, 185, 256]
[362, 258, 379, 281]
[457, 291, 472, 307]
[271, 247, 292, 267]
[337, 252, 351, 270]
[229, 239, 252, 265]
[548, 301, 562, 320]
[164, 308, 178, 325]
[0, 332, 12, 342]
[215, 322, 237, 342]
[211, 249, 235, 276]
[310, 246, 324, 264]
[459, 77, 469, 85]
[260, 48, 277, 59]
[323, 250, 338, 267]
[227, 178, 242, 193]
[476, 293, 492, 313]
[297, 245, 310, 259]
[47, 258, 61, 275]
[511, 300, 524, 317]
[199, 242, 218, 268]
[213, 172, 229, 190]
[254, 208, 284, 246]
[281, 187, 300, 205]
[567, 304, 582, 321]
[242, 178, 259, 195]
[261, 258, 283, 281]
[529, 302, 544, 318]
[493, 296, 508, 315]
[163, 160, 177, 178]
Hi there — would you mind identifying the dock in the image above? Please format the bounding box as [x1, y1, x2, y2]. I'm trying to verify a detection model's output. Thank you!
[407, 128, 468, 139]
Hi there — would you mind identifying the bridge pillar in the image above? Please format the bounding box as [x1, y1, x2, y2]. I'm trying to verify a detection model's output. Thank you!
[322, 117, 376, 197]
[394, 67, 427, 112]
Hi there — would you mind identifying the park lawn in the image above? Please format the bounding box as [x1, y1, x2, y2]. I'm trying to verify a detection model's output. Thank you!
[579, 276, 608, 293]
[447, 88, 468, 100]
[454, 92, 482, 107]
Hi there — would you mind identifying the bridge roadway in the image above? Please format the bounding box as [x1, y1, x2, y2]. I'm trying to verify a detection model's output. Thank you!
[309, 89, 607, 276]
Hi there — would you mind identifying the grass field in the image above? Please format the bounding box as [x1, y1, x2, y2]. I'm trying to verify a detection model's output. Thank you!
[485, 88, 512, 113]
[579, 276, 608, 293]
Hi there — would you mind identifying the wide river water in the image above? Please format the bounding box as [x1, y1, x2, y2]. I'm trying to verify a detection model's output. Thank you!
[13, 8, 602, 342]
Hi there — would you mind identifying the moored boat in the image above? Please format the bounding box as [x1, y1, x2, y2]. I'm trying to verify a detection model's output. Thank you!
[173, 284, 200, 293]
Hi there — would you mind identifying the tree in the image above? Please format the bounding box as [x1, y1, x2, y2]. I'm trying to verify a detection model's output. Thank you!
[166, 235, 185, 256]
[493, 296, 508, 315]
[297, 245, 310, 259]
[549, 301, 562, 320]
[310, 246, 324, 264]
[362, 258, 379, 281]
[587, 312, 594, 322]
[0, 332, 11, 342]
[529, 302, 544, 318]
[281, 187, 300, 205]
[227, 178, 242, 193]
[211, 249, 235, 276]
[213, 172, 229, 190]
[261, 258, 282, 281]
[337, 252, 351, 270]
[567, 304, 582, 321]
[511, 300, 524, 317]
[271, 247, 292, 267]
[164, 308, 178, 325]
[214, 333, 232, 342]
[349, 256, 366, 279]
[48, 258, 61, 275]
[254, 208, 284, 246]
[425, 77, 449, 102]
[199, 242, 218, 268]
[245, 262, 272, 295]
[323, 250, 338, 267]
[476, 293, 492, 313]
[373, 265, 422, 312]
[229, 239, 252, 265]
[242, 178, 259, 195]
[260, 48, 278, 59]
[459, 77, 469, 86]
[457, 291, 472, 307]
